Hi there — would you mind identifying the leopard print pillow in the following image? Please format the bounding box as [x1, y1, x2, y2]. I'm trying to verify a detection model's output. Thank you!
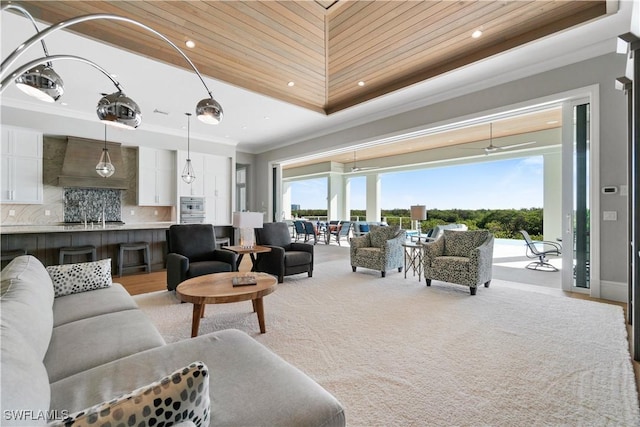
[48, 361, 210, 427]
[46, 259, 112, 298]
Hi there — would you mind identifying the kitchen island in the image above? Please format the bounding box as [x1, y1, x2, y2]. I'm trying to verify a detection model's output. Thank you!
[0, 223, 234, 273]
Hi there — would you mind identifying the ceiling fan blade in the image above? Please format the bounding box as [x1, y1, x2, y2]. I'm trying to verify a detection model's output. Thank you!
[496, 141, 537, 150]
[350, 165, 377, 172]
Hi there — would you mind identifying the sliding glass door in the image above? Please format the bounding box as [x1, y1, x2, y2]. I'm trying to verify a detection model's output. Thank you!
[562, 100, 591, 291]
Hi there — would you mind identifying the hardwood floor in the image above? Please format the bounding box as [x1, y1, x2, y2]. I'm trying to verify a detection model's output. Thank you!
[117, 270, 167, 295]
[117, 255, 254, 296]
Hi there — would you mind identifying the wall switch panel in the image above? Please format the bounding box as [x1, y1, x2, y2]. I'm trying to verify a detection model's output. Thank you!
[603, 211, 617, 221]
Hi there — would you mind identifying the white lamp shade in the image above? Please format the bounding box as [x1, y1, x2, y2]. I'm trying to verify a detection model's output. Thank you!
[410, 205, 427, 221]
[232, 212, 264, 229]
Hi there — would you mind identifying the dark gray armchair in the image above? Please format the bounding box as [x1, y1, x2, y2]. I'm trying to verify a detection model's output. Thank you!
[254, 222, 314, 283]
[166, 224, 237, 291]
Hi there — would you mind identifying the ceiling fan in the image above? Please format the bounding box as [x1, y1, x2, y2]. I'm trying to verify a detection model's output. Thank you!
[461, 123, 536, 154]
[349, 151, 377, 172]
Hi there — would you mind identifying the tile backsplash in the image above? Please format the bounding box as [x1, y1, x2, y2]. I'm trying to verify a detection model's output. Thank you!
[63, 188, 122, 222]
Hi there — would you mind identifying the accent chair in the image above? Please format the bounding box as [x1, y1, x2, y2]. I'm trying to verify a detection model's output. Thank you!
[254, 222, 314, 283]
[166, 224, 237, 291]
[422, 229, 494, 295]
[350, 225, 405, 277]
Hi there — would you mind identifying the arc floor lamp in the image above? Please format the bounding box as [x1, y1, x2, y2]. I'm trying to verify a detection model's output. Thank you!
[0, 4, 224, 128]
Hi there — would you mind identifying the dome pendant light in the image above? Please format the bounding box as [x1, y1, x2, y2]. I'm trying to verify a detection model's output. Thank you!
[96, 125, 115, 178]
[97, 91, 142, 129]
[5, 4, 64, 103]
[15, 63, 64, 102]
[182, 112, 196, 184]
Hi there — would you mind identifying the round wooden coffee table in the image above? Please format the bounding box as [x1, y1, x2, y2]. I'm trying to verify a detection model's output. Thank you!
[176, 272, 277, 337]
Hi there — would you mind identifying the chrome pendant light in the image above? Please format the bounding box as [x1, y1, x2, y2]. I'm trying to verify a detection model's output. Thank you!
[4, 4, 64, 103]
[196, 96, 223, 124]
[96, 91, 142, 129]
[181, 113, 196, 184]
[96, 125, 116, 178]
[14, 63, 64, 102]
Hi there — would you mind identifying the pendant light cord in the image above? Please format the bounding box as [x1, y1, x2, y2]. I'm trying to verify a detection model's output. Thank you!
[186, 112, 191, 160]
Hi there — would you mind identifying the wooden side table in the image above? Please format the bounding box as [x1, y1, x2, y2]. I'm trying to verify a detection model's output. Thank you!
[402, 242, 424, 281]
[224, 245, 272, 271]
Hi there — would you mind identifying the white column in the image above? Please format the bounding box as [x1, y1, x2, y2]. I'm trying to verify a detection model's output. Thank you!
[328, 173, 346, 220]
[282, 181, 292, 220]
[544, 151, 562, 241]
[366, 173, 381, 222]
[345, 177, 351, 220]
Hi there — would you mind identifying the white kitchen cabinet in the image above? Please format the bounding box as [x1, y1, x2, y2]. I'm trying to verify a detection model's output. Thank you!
[204, 154, 231, 225]
[177, 150, 231, 224]
[138, 147, 176, 206]
[1, 126, 43, 204]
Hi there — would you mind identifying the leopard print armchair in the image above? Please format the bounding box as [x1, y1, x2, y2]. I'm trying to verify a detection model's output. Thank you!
[422, 229, 494, 295]
[350, 225, 406, 277]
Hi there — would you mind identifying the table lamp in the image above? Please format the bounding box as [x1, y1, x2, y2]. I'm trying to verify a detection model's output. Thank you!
[410, 205, 427, 242]
[232, 212, 263, 248]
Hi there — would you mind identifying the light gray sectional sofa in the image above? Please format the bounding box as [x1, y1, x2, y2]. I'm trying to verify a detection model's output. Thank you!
[0, 255, 345, 426]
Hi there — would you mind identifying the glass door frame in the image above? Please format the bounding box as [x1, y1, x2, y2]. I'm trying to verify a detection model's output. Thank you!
[561, 94, 601, 297]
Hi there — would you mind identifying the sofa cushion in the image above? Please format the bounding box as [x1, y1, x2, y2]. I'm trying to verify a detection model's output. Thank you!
[49, 362, 210, 427]
[44, 310, 166, 383]
[0, 255, 54, 360]
[50, 330, 345, 427]
[0, 326, 50, 426]
[46, 259, 112, 298]
[52, 283, 138, 327]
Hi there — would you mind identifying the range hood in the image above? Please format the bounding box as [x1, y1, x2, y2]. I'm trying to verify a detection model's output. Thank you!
[58, 137, 128, 189]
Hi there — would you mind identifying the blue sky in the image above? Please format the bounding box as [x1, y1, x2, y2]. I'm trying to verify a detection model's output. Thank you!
[290, 156, 544, 210]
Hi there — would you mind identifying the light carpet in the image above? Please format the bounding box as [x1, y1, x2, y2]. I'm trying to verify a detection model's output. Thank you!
[134, 259, 639, 426]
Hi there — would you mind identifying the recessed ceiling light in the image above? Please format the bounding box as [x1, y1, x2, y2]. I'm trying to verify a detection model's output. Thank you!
[242, 125, 247, 130]
[185, 40, 196, 48]
[358, 81, 365, 87]
[287, 81, 295, 87]
[264, 116, 270, 120]
[472, 30, 483, 39]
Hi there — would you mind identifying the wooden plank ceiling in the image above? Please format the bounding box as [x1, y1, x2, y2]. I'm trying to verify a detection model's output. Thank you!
[12, 1, 606, 115]
[282, 106, 562, 169]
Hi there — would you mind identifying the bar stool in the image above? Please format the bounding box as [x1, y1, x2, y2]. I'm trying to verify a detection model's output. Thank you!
[216, 236, 231, 248]
[118, 242, 151, 276]
[59, 245, 97, 265]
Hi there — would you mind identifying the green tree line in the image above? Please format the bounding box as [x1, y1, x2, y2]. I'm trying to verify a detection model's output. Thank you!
[292, 208, 543, 239]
